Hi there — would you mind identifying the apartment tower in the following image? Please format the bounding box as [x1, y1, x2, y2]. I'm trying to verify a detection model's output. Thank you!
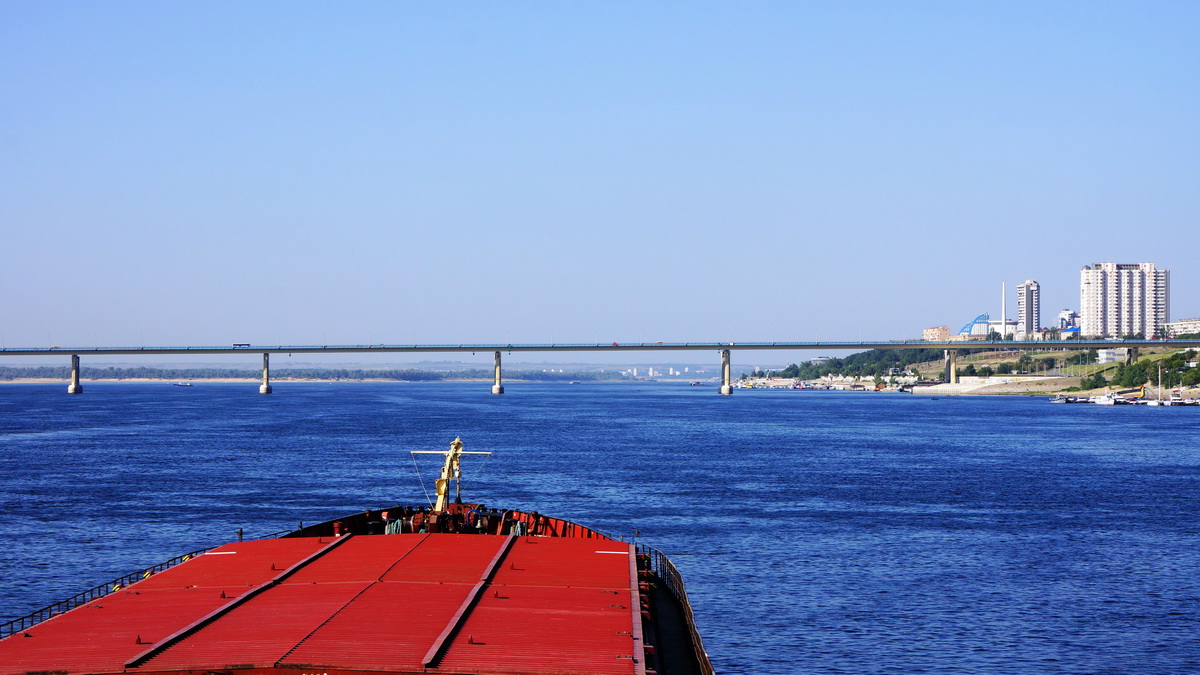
[1016, 280, 1040, 337]
[1079, 262, 1170, 338]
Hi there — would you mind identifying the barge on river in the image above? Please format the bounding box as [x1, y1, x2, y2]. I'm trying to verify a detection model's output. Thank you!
[0, 438, 713, 675]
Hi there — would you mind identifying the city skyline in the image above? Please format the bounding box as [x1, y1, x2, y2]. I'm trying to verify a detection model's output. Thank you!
[3, 3, 1198, 362]
[940, 260, 1186, 341]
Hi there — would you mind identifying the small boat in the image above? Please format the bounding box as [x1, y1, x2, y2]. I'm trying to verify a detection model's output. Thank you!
[172, 382, 193, 387]
[0, 438, 713, 675]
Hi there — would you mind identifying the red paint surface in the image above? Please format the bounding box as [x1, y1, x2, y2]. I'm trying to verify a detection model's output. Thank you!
[0, 534, 644, 675]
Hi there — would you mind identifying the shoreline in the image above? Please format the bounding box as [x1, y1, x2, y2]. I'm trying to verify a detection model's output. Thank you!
[5, 378, 1197, 399]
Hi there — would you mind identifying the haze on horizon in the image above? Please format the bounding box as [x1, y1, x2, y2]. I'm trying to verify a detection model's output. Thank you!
[3, 2, 1198, 365]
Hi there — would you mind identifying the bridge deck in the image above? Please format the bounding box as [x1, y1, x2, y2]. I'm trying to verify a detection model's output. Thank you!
[2, 339, 1195, 357]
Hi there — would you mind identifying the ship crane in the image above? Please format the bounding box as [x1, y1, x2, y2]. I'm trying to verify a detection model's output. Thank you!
[411, 436, 491, 512]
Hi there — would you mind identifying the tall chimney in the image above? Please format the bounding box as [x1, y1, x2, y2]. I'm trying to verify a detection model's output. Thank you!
[1001, 282, 1007, 338]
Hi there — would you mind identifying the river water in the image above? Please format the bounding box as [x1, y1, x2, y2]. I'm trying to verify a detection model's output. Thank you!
[1, 382, 1198, 673]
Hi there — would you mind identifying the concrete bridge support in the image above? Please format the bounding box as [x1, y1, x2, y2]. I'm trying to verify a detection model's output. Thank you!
[943, 349, 959, 384]
[719, 349, 733, 396]
[68, 354, 82, 394]
[1126, 347, 1139, 365]
[259, 353, 272, 394]
[491, 351, 504, 395]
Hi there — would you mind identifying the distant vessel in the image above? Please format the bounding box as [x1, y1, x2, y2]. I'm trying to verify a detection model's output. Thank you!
[172, 382, 193, 387]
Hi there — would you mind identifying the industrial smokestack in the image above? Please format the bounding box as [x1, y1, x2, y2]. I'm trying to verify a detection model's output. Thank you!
[1001, 282, 1007, 338]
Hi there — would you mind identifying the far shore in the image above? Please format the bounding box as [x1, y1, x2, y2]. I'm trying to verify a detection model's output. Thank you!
[5, 377, 1198, 399]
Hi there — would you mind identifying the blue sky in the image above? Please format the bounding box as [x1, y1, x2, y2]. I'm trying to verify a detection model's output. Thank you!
[2, 2, 1197, 363]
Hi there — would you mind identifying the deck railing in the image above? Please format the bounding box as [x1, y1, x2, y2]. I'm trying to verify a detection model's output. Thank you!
[642, 544, 716, 675]
[0, 547, 211, 639]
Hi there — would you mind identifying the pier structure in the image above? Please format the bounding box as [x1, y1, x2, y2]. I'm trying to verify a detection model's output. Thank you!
[943, 349, 959, 384]
[719, 349, 733, 395]
[68, 354, 82, 394]
[260, 353, 272, 394]
[491, 351, 504, 395]
[9, 338, 1199, 397]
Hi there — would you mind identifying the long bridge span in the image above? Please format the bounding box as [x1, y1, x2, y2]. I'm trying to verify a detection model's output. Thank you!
[4, 339, 1196, 395]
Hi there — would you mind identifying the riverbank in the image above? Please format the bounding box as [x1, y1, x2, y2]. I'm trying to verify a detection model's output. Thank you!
[913, 379, 1200, 399]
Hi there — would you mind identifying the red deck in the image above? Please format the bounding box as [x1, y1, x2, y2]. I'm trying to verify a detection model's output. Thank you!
[0, 534, 646, 675]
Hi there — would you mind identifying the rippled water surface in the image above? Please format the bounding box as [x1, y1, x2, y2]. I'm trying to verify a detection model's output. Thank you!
[2, 382, 1199, 673]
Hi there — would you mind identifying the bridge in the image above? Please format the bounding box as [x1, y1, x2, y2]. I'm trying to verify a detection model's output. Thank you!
[4, 338, 1197, 395]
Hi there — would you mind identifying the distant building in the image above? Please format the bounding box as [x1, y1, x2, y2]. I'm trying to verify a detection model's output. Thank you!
[1080, 262, 1170, 337]
[1096, 348, 1129, 365]
[1016, 280, 1040, 337]
[1165, 318, 1200, 337]
[1058, 309, 1079, 330]
[987, 319, 1018, 339]
[923, 326, 950, 341]
[958, 313, 990, 337]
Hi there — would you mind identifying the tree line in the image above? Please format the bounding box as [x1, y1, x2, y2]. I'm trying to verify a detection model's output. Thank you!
[750, 348, 959, 381]
[747, 345, 1200, 388]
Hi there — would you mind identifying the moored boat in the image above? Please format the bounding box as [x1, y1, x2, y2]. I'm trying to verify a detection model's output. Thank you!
[0, 438, 713, 675]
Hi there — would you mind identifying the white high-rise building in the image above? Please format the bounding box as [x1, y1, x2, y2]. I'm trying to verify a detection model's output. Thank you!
[1079, 262, 1170, 338]
[1016, 280, 1040, 337]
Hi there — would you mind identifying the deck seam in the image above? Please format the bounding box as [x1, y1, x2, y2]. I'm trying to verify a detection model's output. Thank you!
[124, 534, 354, 669]
[421, 533, 518, 668]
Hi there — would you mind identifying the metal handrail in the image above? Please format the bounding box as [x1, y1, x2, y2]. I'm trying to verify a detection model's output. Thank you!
[641, 544, 716, 675]
[0, 547, 211, 639]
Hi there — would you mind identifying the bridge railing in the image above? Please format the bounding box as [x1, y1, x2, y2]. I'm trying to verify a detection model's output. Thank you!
[3, 337, 1195, 356]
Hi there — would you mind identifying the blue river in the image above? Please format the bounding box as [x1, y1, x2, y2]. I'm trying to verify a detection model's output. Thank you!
[1, 382, 1198, 673]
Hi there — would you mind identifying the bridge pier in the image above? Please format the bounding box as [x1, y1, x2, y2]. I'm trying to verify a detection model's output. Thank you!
[1126, 347, 1139, 365]
[719, 349, 733, 395]
[491, 351, 504, 395]
[943, 349, 959, 384]
[68, 354, 82, 394]
[259, 353, 272, 394]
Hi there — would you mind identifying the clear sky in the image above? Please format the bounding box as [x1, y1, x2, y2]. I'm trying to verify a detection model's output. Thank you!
[2, 2, 1197, 363]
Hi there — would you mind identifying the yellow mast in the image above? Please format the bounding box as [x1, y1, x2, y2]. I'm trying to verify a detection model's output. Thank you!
[411, 437, 492, 512]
